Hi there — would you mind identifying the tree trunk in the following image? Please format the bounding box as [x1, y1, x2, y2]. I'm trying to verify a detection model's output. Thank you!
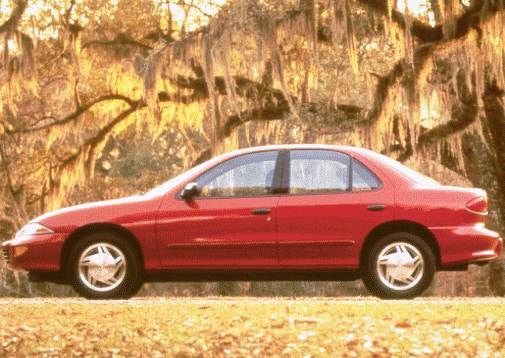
[480, 78, 505, 296]
[461, 132, 505, 296]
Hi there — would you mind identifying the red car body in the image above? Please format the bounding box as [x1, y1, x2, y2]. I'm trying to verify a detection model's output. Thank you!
[2, 144, 503, 297]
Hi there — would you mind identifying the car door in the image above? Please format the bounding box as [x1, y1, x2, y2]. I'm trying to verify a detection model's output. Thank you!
[277, 149, 394, 268]
[156, 150, 281, 268]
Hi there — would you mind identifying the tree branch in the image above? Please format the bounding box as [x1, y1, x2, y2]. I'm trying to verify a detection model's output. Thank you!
[171, 73, 287, 103]
[58, 104, 142, 172]
[82, 33, 153, 51]
[363, 0, 503, 128]
[357, 0, 490, 43]
[0, 0, 27, 34]
[219, 105, 290, 140]
[358, 0, 442, 42]
[17, 94, 138, 133]
[398, 71, 479, 162]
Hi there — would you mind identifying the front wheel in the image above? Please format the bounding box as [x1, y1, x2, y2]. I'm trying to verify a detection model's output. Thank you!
[68, 233, 143, 299]
[362, 233, 435, 299]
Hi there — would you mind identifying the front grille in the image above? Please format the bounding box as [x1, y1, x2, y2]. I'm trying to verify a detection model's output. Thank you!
[1, 248, 10, 263]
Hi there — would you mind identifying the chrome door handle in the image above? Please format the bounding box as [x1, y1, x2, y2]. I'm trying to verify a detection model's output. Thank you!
[252, 208, 271, 215]
[367, 204, 385, 211]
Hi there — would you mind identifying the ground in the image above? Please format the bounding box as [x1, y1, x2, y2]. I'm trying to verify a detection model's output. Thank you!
[1, 297, 505, 357]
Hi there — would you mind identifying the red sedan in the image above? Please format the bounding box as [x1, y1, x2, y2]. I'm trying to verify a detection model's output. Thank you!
[2, 145, 502, 299]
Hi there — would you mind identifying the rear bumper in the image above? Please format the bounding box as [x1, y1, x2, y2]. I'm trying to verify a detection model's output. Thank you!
[431, 224, 503, 267]
[1, 233, 67, 272]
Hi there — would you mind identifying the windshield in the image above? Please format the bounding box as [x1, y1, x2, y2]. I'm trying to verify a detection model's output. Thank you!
[143, 157, 220, 197]
[363, 150, 440, 186]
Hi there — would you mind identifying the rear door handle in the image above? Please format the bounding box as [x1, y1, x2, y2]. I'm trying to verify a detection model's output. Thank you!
[252, 208, 271, 215]
[367, 204, 386, 211]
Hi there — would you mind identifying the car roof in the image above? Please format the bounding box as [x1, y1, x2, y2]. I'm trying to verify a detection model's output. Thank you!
[225, 144, 372, 156]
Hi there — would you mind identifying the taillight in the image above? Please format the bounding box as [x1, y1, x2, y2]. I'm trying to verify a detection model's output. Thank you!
[465, 196, 488, 214]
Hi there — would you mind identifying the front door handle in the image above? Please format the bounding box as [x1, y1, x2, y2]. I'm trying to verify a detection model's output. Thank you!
[252, 208, 271, 215]
[367, 204, 386, 211]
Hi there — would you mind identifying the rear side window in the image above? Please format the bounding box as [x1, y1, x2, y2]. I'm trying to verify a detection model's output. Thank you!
[289, 150, 350, 194]
[352, 159, 382, 192]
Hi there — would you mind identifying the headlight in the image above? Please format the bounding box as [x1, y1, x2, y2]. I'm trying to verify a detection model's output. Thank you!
[15, 223, 54, 239]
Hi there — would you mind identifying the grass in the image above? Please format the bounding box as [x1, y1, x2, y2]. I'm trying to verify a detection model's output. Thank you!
[1, 297, 505, 357]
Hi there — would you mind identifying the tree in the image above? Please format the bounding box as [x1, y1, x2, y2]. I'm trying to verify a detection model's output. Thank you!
[1, 0, 504, 296]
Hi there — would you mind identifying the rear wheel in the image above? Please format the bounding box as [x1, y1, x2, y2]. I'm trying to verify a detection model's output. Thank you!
[362, 232, 435, 299]
[68, 232, 143, 299]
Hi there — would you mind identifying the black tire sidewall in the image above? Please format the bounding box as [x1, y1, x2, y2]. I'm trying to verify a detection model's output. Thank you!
[362, 232, 435, 299]
[68, 232, 142, 299]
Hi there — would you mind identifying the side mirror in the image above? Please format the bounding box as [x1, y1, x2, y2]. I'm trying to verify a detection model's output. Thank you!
[180, 182, 199, 200]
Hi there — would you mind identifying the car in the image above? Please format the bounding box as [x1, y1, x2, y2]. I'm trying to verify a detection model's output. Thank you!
[2, 144, 503, 299]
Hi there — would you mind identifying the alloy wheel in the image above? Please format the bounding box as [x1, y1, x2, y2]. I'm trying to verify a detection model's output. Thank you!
[375, 241, 424, 291]
[78, 242, 127, 292]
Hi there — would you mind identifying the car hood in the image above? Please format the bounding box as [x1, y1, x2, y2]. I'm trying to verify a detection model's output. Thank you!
[32, 195, 162, 232]
[35, 195, 142, 221]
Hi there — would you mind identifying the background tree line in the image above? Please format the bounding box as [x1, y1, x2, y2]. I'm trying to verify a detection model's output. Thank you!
[0, 0, 504, 297]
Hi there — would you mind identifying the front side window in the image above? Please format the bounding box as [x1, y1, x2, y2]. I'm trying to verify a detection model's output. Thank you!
[289, 150, 350, 194]
[196, 151, 279, 198]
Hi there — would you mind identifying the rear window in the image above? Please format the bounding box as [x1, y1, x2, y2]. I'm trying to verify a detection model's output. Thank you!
[364, 150, 440, 186]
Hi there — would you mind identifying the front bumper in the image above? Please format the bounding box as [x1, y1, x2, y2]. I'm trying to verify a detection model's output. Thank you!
[1, 233, 67, 272]
[431, 224, 503, 267]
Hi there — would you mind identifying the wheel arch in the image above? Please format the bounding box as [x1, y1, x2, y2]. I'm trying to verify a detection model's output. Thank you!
[60, 223, 144, 279]
[360, 220, 440, 270]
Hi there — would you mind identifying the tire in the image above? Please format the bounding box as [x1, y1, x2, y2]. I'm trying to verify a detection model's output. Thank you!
[67, 232, 143, 299]
[362, 232, 435, 299]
